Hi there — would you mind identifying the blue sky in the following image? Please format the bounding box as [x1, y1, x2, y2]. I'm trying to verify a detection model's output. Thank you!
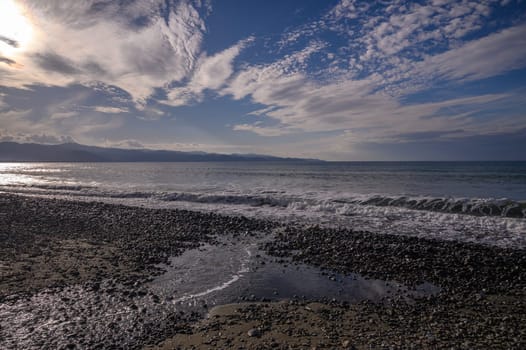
[0, 0, 525, 160]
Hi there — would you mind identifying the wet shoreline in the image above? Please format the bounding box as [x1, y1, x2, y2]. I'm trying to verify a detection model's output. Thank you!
[1, 193, 525, 349]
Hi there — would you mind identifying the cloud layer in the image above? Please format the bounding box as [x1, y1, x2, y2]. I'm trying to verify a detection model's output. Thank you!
[2, 0, 208, 103]
[223, 0, 526, 146]
[0, 0, 525, 159]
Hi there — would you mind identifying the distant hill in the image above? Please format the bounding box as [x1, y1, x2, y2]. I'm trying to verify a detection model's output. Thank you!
[0, 142, 321, 162]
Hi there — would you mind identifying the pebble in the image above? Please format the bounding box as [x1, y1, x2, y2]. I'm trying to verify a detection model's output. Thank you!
[247, 328, 260, 337]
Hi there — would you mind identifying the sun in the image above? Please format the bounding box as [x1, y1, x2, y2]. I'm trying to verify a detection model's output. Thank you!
[0, 0, 33, 57]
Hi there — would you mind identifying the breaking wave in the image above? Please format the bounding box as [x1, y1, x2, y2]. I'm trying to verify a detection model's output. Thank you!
[2, 183, 525, 218]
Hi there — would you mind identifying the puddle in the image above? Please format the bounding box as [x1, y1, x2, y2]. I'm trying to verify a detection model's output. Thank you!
[149, 240, 252, 306]
[149, 237, 439, 309]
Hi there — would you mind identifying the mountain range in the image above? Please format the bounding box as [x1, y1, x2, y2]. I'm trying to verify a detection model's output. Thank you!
[0, 142, 319, 162]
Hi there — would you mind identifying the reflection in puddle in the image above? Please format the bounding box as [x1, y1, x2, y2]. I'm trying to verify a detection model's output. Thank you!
[150, 238, 439, 308]
[150, 241, 252, 305]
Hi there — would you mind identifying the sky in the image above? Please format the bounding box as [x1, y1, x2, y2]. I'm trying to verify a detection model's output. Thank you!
[0, 0, 525, 160]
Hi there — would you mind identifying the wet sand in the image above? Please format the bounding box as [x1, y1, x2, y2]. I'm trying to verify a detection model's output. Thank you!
[1, 193, 525, 349]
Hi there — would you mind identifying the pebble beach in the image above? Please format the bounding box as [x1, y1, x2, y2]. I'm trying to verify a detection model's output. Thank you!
[0, 193, 525, 349]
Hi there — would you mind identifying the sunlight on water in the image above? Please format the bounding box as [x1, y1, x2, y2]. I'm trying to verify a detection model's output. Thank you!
[0, 163, 39, 186]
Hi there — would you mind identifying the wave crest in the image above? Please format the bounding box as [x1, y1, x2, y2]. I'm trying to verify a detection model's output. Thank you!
[1, 183, 524, 218]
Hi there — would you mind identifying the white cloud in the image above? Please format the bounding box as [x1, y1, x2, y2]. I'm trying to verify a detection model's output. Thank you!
[165, 37, 254, 106]
[326, 0, 368, 21]
[417, 24, 526, 82]
[313, 0, 510, 84]
[222, 41, 326, 101]
[104, 139, 145, 149]
[38, 90, 90, 124]
[68, 115, 124, 136]
[0, 101, 125, 145]
[276, 31, 304, 50]
[232, 123, 293, 137]
[93, 106, 129, 114]
[2, 0, 208, 103]
[50, 111, 77, 120]
[0, 129, 76, 144]
[246, 106, 278, 116]
[244, 90, 522, 149]
[223, 23, 524, 143]
[136, 106, 166, 121]
[100, 139, 275, 155]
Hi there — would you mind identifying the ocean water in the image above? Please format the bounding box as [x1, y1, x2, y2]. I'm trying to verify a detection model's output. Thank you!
[0, 161, 525, 247]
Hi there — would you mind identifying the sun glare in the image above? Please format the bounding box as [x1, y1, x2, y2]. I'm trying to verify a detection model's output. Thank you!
[0, 0, 33, 57]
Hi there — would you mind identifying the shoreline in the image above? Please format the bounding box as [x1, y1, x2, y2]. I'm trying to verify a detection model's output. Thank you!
[1, 193, 525, 349]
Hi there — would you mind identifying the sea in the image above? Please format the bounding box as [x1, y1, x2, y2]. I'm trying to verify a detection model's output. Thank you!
[0, 161, 525, 248]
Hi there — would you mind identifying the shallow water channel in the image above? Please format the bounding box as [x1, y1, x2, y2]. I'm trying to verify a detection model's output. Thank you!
[150, 237, 438, 306]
